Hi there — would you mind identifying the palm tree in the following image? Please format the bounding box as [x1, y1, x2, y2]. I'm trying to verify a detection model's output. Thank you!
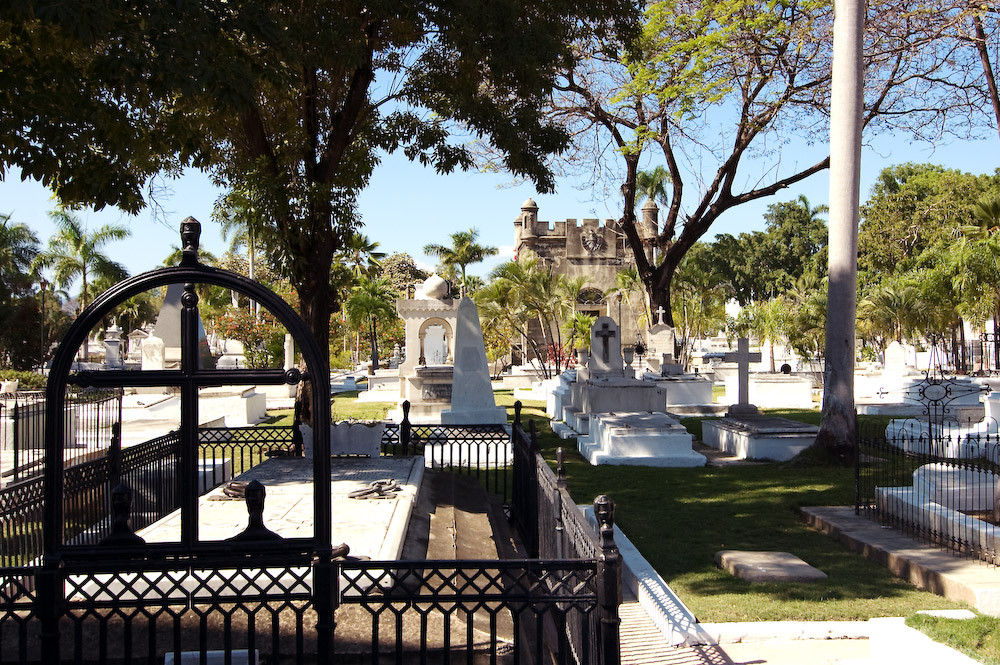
[38, 209, 130, 312]
[38, 209, 130, 361]
[636, 166, 670, 207]
[0, 214, 40, 283]
[424, 228, 498, 295]
[345, 276, 398, 373]
[338, 233, 386, 279]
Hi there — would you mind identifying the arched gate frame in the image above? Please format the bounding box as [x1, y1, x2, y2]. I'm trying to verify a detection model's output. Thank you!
[38, 218, 333, 663]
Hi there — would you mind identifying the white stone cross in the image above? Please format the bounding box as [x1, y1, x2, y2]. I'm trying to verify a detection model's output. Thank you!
[654, 305, 666, 326]
[725, 338, 762, 407]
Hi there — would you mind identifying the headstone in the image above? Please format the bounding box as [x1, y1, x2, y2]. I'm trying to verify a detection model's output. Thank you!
[884, 340, 907, 376]
[141, 335, 166, 371]
[126, 329, 147, 363]
[589, 316, 623, 378]
[104, 323, 124, 368]
[283, 334, 294, 370]
[441, 298, 506, 424]
[645, 323, 677, 373]
[724, 338, 762, 416]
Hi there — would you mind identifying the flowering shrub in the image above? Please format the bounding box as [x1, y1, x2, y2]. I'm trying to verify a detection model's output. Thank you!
[215, 307, 281, 368]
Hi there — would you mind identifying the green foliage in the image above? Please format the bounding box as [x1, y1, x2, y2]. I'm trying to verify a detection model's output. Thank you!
[670, 243, 728, 368]
[0, 214, 44, 368]
[423, 228, 498, 293]
[214, 307, 283, 368]
[480, 252, 583, 377]
[907, 613, 1000, 664]
[4, 0, 638, 360]
[562, 312, 597, 352]
[0, 370, 47, 390]
[380, 253, 429, 295]
[708, 196, 828, 306]
[345, 277, 399, 370]
[858, 163, 1000, 280]
[36, 208, 130, 310]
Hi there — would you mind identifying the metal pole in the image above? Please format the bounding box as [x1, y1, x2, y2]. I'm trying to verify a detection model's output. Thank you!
[39, 279, 48, 369]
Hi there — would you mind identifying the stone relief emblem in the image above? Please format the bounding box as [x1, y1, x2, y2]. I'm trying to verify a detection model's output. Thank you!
[581, 229, 605, 254]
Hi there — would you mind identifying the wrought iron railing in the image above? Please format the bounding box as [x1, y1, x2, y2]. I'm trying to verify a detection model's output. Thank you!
[0, 388, 122, 485]
[857, 419, 1000, 566]
[0, 400, 622, 664]
[382, 401, 511, 505]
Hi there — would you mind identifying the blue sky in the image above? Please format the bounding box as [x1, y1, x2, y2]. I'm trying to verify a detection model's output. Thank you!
[2, 130, 997, 297]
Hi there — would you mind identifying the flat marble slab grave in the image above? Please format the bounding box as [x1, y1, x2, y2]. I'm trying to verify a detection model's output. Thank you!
[578, 412, 706, 467]
[702, 416, 818, 461]
[714, 550, 828, 583]
[139, 456, 424, 560]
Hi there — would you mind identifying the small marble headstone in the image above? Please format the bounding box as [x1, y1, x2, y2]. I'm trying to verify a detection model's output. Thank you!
[589, 316, 623, 378]
[141, 335, 165, 370]
[884, 340, 907, 376]
[104, 324, 124, 368]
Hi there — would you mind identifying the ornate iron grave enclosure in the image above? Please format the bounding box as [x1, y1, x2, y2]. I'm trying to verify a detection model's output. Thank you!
[0, 219, 623, 665]
[15, 218, 335, 664]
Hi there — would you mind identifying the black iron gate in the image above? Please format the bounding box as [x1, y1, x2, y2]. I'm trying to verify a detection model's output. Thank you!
[0, 219, 621, 664]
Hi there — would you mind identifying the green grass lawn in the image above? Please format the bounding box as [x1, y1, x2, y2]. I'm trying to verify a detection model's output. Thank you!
[502, 395, 967, 622]
[283, 389, 967, 622]
[908, 613, 1000, 664]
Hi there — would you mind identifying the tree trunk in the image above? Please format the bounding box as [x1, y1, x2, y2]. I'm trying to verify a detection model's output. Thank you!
[294, 242, 334, 426]
[815, 0, 864, 465]
[972, 14, 1000, 142]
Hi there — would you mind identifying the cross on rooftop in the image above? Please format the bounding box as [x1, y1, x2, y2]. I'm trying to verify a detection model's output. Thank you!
[596, 322, 616, 364]
[725, 337, 762, 408]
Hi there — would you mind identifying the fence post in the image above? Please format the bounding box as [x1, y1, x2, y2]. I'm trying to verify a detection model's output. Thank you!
[513, 400, 522, 426]
[36, 553, 65, 665]
[594, 495, 621, 665]
[12, 401, 19, 482]
[526, 420, 540, 557]
[401, 400, 411, 455]
[292, 400, 304, 456]
[553, 447, 566, 559]
[313, 547, 338, 665]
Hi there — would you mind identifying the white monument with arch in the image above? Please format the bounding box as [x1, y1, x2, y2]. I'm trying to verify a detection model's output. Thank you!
[392, 274, 460, 422]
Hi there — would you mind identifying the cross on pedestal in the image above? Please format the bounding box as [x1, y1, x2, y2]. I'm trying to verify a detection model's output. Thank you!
[654, 305, 666, 326]
[725, 337, 762, 413]
[596, 322, 616, 364]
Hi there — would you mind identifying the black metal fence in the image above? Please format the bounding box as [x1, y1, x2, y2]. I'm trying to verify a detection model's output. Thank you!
[0, 423, 304, 568]
[0, 403, 621, 664]
[0, 388, 122, 485]
[857, 419, 1000, 565]
[383, 415, 511, 505]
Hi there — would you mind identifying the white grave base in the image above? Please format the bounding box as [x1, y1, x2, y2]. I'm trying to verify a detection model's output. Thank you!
[702, 417, 818, 461]
[876, 486, 999, 560]
[877, 463, 1000, 563]
[440, 406, 507, 425]
[577, 412, 705, 467]
[722, 374, 814, 409]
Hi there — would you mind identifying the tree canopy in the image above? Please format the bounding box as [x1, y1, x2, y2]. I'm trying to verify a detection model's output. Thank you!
[3, 0, 639, 361]
[547, 0, 991, 326]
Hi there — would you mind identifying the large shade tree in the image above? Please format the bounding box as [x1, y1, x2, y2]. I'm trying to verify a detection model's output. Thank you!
[547, 0, 990, 327]
[2, 0, 638, 365]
